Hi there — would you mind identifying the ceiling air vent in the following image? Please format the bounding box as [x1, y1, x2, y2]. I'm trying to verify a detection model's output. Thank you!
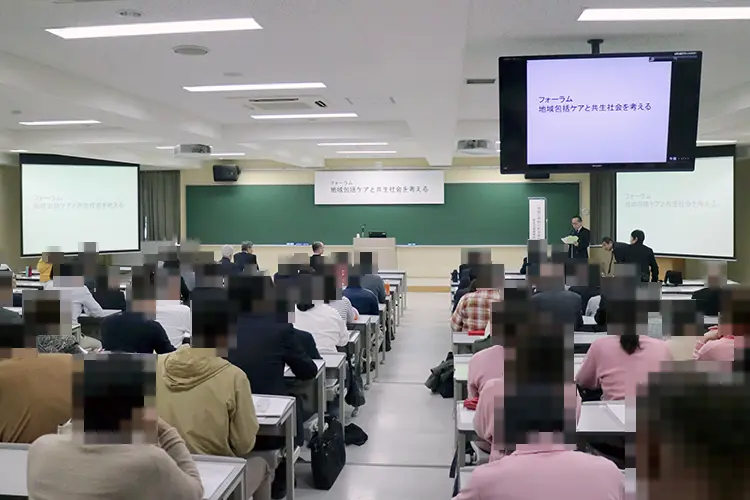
[465, 78, 496, 85]
[233, 96, 331, 112]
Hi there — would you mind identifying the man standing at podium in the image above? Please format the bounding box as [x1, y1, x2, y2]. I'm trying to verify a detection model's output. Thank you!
[568, 216, 590, 261]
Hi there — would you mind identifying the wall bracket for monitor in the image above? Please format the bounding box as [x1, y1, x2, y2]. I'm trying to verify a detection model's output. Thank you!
[587, 39, 603, 55]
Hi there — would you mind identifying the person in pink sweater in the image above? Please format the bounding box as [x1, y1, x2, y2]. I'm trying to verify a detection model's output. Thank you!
[575, 331, 672, 400]
[458, 323, 621, 500]
[467, 345, 504, 399]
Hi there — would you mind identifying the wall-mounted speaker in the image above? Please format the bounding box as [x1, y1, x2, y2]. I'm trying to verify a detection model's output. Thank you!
[213, 164, 241, 182]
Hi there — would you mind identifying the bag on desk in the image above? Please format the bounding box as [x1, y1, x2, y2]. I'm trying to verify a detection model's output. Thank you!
[310, 415, 346, 490]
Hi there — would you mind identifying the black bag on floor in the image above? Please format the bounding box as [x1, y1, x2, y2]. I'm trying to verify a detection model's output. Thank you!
[425, 352, 454, 399]
[344, 423, 368, 446]
[344, 358, 365, 408]
[310, 416, 346, 490]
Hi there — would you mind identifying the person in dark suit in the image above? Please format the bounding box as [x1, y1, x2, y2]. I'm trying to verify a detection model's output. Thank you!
[692, 266, 726, 316]
[162, 260, 191, 305]
[100, 269, 175, 354]
[600, 237, 630, 275]
[568, 216, 590, 261]
[309, 241, 325, 274]
[92, 269, 126, 311]
[189, 263, 228, 310]
[628, 229, 659, 283]
[233, 241, 259, 273]
[343, 274, 379, 316]
[217, 245, 239, 277]
[529, 262, 584, 331]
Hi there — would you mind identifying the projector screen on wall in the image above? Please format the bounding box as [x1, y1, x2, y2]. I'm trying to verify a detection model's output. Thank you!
[20, 154, 141, 256]
[615, 149, 734, 260]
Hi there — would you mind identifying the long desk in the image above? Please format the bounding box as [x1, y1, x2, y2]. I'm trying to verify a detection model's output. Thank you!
[349, 315, 382, 388]
[253, 394, 296, 500]
[384, 279, 402, 325]
[379, 270, 407, 310]
[284, 359, 326, 438]
[0, 443, 248, 500]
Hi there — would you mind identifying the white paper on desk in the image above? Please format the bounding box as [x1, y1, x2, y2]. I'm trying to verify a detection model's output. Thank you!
[606, 403, 626, 426]
[252, 396, 288, 417]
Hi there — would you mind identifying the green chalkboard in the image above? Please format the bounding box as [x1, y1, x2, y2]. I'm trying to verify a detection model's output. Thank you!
[185, 183, 579, 245]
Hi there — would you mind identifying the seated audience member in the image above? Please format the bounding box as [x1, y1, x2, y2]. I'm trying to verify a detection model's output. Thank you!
[343, 273, 380, 316]
[600, 237, 630, 276]
[637, 370, 750, 500]
[450, 264, 502, 332]
[0, 268, 22, 324]
[467, 304, 517, 399]
[576, 301, 672, 400]
[92, 267, 126, 311]
[292, 327, 322, 359]
[0, 325, 73, 443]
[529, 262, 584, 331]
[292, 274, 350, 354]
[37, 253, 54, 284]
[218, 244, 239, 276]
[190, 262, 229, 308]
[228, 274, 317, 396]
[358, 252, 387, 303]
[309, 241, 326, 273]
[27, 353, 204, 500]
[594, 294, 608, 325]
[329, 295, 358, 323]
[154, 266, 192, 348]
[228, 274, 316, 499]
[234, 241, 259, 273]
[452, 276, 476, 313]
[459, 328, 614, 499]
[157, 296, 272, 500]
[693, 287, 749, 363]
[519, 257, 528, 275]
[46, 263, 104, 351]
[163, 259, 191, 304]
[101, 268, 175, 354]
[566, 263, 601, 316]
[691, 262, 727, 317]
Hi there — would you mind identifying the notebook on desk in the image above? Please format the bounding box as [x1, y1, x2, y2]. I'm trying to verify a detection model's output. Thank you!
[253, 396, 289, 418]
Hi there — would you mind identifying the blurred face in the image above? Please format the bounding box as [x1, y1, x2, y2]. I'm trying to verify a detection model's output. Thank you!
[602, 241, 613, 252]
[571, 218, 582, 231]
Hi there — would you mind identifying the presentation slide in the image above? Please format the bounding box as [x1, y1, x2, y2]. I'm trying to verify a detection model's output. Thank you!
[21, 162, 140, 255]
[526, 56, 673, 165]
[615, 156, 734, 259]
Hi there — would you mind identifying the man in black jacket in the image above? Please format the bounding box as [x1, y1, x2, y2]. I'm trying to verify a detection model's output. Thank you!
[309, 241, 325, 274]
[233, 241, 259, 273]
[601, 237, 630, 275]
[628, 229, 659, 282]
[568, 216, 591, 261]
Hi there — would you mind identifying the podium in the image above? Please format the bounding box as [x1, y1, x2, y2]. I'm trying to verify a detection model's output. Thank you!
[352, 237, 398, 270]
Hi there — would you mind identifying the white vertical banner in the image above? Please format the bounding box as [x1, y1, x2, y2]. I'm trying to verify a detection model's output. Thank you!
[529, 197, 547, 240]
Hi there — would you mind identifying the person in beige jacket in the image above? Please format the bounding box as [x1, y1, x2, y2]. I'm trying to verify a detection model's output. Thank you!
[156, 296, 273, 500]
[27, 352, 203, 500]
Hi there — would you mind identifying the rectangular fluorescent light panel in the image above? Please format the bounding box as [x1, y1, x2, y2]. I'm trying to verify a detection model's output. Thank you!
[47, 18, 263, 40]
[10, 149, 28, 153]
[210, 152, 246, 157]
[336, 150, 397, 154]
[252, 113, 358, 120]
[578, 7, 750, 21]
[697, 140, 737, 145]
[156, 146, 175, 150]
[318, 142, 388, 147]
[184, 82, 326, 92]
[19, 120, 101, 126]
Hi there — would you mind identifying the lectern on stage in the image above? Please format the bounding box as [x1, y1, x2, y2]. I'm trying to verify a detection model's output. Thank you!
[352, 236, 398, 270]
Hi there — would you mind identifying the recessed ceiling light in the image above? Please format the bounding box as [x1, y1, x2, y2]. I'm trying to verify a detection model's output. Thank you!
[210, 152, 246, 157]
[318, 142, 389, 147]
[336, 150, 397, 154]
[9, 149, 27, 153]
[19, 120, 100, 126]
[184, 82, 326, 92]
[495, 141, 501, 144]
[46, 18, 262, 40]
[578, 7, 750, 21]
[252, 113, 358, 120]
[156, 146, 175, 150]
[697, 140, 737, 145]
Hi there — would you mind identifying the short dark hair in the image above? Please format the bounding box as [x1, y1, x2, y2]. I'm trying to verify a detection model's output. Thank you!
[631, 229, 645, 243]
[572, 216, 582, 223]
[601, 237, 613, 244]
[312, 241, 324, 253]
[241, 241, 252, 252]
